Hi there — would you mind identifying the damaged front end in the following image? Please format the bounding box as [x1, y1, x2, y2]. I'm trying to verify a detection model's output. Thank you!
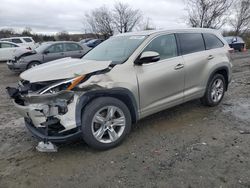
[6, 60, 115, 144]
[6, 79, 81, 143]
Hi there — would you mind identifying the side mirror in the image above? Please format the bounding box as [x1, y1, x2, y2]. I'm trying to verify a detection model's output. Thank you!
[43, 50, 49, 54]
[136, 51, 160, 65]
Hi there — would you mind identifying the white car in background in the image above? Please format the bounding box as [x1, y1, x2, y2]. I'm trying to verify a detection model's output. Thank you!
[0, 37, 37, 50]
[0, 41, 30, 61]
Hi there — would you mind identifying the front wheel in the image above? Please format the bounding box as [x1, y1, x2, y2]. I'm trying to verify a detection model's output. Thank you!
[201, 74, 226, 107]
[81, 97, 132, 150]
[27, 61, 40, 70]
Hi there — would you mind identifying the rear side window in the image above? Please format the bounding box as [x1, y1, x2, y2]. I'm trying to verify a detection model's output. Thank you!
[12, 38, 22, 44]
[65, 43, 83, 51]
[23, 38, 33, 42]
[203, 33, 224, 50]
[143, 34, 178, 60]
[177, 33, 205, 55]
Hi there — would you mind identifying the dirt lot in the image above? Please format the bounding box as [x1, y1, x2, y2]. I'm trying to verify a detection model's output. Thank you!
[0, 53, 250, 188]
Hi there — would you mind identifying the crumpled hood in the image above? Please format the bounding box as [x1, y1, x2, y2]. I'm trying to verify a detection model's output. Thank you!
[20, 57, 111, 83]
[14, 49, 35, 60]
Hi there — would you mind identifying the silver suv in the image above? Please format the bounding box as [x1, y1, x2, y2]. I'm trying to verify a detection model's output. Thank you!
[7, 28, 232, 150]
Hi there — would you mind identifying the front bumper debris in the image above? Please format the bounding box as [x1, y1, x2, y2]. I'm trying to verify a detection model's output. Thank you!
[25, 118, 81, 143]
[7, 85, 81, 143]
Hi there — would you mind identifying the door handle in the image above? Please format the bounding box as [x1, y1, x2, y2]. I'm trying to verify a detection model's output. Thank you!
[174, 63, 184, 70]
[208, 55, 214, 60]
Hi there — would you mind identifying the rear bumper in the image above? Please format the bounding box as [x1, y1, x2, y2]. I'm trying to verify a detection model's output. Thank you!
[25, 118, 82, 143]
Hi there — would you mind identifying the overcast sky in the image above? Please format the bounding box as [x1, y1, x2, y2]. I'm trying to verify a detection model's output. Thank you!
[0, 0, 188, 34]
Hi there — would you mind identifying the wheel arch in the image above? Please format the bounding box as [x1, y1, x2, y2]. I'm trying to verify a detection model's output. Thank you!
[75, 88, 139, 127]
[208, 66, 229, 91]
[26, 60, 41, 69]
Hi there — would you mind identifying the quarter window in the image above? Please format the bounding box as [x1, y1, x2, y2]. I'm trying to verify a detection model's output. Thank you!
[46, 44, 64, 53]
[23, 38, 33, 42]
[177, 33, 205, 55]
[203, 33, 224, 50]
[143, 34, 178, 60]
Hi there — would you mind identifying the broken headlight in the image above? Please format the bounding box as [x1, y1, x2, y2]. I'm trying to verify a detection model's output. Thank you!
[39, 75, 85, 94]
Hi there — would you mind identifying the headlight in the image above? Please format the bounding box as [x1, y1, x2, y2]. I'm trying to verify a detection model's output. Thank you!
[39, 75, 85, 94]
[17, 58, 25, 63]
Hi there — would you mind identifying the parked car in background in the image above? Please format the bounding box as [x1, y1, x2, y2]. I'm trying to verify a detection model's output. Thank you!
[0, 41, 31, 61]
[7, 41, 90, 72]
[0, 37, 37, 50]
[224, 36, 246, 51]
[7, 28, 232, 150]
[79, 38, 94, 44]
[86, 39, 104, 48]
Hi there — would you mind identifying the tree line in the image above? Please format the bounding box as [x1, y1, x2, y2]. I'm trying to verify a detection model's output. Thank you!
[0, 0, 249, 45]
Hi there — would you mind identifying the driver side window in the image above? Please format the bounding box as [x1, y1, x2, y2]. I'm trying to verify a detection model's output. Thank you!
[47, 44, 64, 53]
[143, 34, 178, 61]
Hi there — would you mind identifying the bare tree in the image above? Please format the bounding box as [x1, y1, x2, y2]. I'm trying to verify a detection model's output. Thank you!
[85, 6, 114, 39]
[230, 0, 250, 35]
[113, 2, 142, 33]
[22, 27, 32, 36]
[56, 31, 70, 41]
[186, 0, 233, 29]
[0, 28, 15, 38]
[140, 18, 156, 30]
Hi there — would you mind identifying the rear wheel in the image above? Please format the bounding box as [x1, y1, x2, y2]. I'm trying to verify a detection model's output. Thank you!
[81, 97, 131, 150]
[201, 74, 226, 106]
[27, 61, 40, 69]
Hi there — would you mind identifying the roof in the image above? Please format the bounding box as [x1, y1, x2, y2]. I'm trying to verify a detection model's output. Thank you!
[115, 28, 221, 36]
[49, 41, 80, 44]
[0, 36, 32, 40]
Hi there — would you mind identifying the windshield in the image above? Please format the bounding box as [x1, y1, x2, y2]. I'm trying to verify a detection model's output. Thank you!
[82, 35, 146, 63]
[35, 43, 51, 53]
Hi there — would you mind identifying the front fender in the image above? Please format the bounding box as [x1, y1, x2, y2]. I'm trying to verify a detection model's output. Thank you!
[75, 87, 139, 127]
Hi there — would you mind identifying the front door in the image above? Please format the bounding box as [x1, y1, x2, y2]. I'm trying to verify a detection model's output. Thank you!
[43, 43, 65, 62]
[135, 34, 185, 117]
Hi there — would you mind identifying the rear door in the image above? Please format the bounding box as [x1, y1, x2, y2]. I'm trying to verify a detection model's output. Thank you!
[0, 42, 18, 61]
[43, 43, 65, 62]
[64, 43, 84, 58]
[176, 33, 209, 101]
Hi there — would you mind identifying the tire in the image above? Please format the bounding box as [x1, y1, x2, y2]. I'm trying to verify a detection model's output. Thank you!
[81, 97, 132, 150]
[201, 74, 226, 107]
[27, 61, 40, 70]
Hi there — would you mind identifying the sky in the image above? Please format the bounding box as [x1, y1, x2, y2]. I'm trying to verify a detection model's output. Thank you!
[0, 0, 188, 34]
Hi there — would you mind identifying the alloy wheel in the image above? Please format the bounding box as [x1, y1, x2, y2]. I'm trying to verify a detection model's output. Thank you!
[91, 106, 126, 143]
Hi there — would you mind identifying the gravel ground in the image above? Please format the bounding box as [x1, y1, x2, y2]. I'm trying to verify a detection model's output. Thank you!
[0, 53, 250, 188]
